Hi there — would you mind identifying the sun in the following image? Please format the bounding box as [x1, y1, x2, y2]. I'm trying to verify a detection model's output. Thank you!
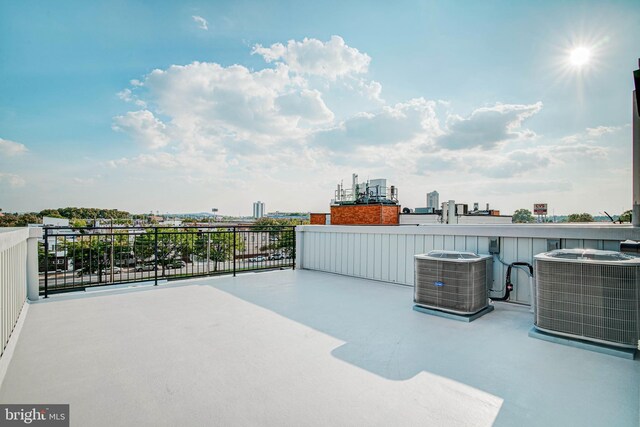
[569, 47, 591, 67]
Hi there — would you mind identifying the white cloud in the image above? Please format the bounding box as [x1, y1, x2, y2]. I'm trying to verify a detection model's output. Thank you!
[551, 143, 608, 160]
[252, 36, 370, 79]
[586, 125, 621, 137]
[0, 172, 26, 187]
[192, 15, 208, 30]
[481, 150, 551, 179]
[73, 176, 101, 186]
[112, 110, 170, 149]
[313, 98, 439, 150]
[107, 148, 228, 174]
[275, 89, 334, 123]
[562, 124, 625, 144]
[127, 60, 338, 151]
[109, 152, 179, 169]
[117, 88, 146, 107]
[103, 36, 622, 216]
[357, 79, 383, 101]
[111, 37, 383, 164]
[560, 134, 579, 144]
[484, 180, 573, 195]
[0, 138, 28, 156]
[438, 102, 542, 150]
[414, 152, 461, 175]
[412, 148, 552, 180]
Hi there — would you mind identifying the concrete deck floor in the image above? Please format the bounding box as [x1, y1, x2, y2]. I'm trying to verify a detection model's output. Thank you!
[0, 270, 638, 426]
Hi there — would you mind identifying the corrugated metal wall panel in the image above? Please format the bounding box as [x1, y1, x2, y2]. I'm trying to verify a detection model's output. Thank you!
[381, 234, 391, 282]
[403, 234, 414, 286]
[397, 234, 407, 284]
[296, 226, 639, 305]
[374, 234, 382, 280]
[515, 238, 533, 303]
[346, 233, 354, 276]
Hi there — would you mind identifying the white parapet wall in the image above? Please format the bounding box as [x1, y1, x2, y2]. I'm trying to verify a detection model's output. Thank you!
[0, 227, 41, 359]
[295, 224, 640, 305]
[399, 214, 513, 225]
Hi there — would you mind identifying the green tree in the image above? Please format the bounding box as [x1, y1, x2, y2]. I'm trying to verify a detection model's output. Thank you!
[0, 212, 41, 227]
[133, 228, 193, 275]
[194, 229, 244, 272]
[40, 207, 130, 221]
[567, 213, 594, 222]
[619, 210, 632, 223]
[38, 244, 47, 272]
[252, 218, 298, 258]
[259, 231, 296, 258]
[253, 217, 308, 229]
[39, 209, 63, 218]
[512, 209, 535, 223]
[70, 219, 88, 228]
[181, 218, 200, 224]
[62, 234, 132, 281]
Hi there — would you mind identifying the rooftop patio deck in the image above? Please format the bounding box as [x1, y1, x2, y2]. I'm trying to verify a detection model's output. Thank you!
[0, 270, 638, 426]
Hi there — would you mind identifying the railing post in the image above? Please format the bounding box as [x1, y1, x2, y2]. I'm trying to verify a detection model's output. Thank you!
[206, 229, 211, 274]
[295, 226, 304, 271]
[43, 227, 49, 298]
[233, 227, 236, 277]
[292, 226, 296, 270]
[27, 227, 42, 301]
[154, 227, 158, 286]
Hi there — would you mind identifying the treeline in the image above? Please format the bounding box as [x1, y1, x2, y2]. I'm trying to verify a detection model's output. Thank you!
[512, 209, 632, 223]
[0, 213, 41, 227]
[0, 207, 132, 227]
[39, 207, 131, 220]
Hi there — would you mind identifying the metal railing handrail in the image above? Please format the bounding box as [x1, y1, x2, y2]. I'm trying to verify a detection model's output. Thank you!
[41, 225, 296, 297]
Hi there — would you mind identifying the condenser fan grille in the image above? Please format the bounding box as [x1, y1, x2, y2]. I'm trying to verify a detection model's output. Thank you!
[535, 259, 640, 347]
[415, 258, 488, 314]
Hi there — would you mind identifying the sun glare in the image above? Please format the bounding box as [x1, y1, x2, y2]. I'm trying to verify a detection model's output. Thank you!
[569, 47, 591, 67]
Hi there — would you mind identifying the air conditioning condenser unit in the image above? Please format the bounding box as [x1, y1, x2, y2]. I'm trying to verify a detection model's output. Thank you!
[534, 249, 640, 348]
[414, 251, 492, 316]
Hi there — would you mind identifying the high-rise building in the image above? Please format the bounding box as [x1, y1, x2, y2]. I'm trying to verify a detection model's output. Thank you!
[426, 191, 439, 209]
[252, 201, 265, 218]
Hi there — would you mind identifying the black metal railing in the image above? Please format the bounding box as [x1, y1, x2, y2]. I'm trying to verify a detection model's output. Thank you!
[39, 225, 296, 296]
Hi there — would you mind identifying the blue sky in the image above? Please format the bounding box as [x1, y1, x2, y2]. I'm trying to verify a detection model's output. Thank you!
[1, 1, 639, 216]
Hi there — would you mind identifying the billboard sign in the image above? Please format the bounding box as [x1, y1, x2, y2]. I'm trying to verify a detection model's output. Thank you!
[534, 203, 548, 215]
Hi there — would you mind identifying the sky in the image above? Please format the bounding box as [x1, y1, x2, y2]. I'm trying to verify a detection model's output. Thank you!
[1, 1, 639, 217]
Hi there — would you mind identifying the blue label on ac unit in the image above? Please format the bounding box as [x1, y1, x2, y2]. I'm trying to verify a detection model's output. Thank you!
[434, 281, 444, 287]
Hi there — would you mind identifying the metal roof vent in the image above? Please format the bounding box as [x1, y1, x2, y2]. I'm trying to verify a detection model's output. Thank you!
[534, 249, 640, 348]
[414, 251, 492, 315]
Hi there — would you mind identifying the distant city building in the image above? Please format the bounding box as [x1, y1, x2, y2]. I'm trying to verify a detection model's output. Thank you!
[426, 191, 439, 209]
[42, 216, 70, 227]
[252, 201, 265, 218]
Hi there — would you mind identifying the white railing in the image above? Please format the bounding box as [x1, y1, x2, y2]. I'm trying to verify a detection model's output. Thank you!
[295, 224, 640, 305]
[0, 227, 40, 358]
